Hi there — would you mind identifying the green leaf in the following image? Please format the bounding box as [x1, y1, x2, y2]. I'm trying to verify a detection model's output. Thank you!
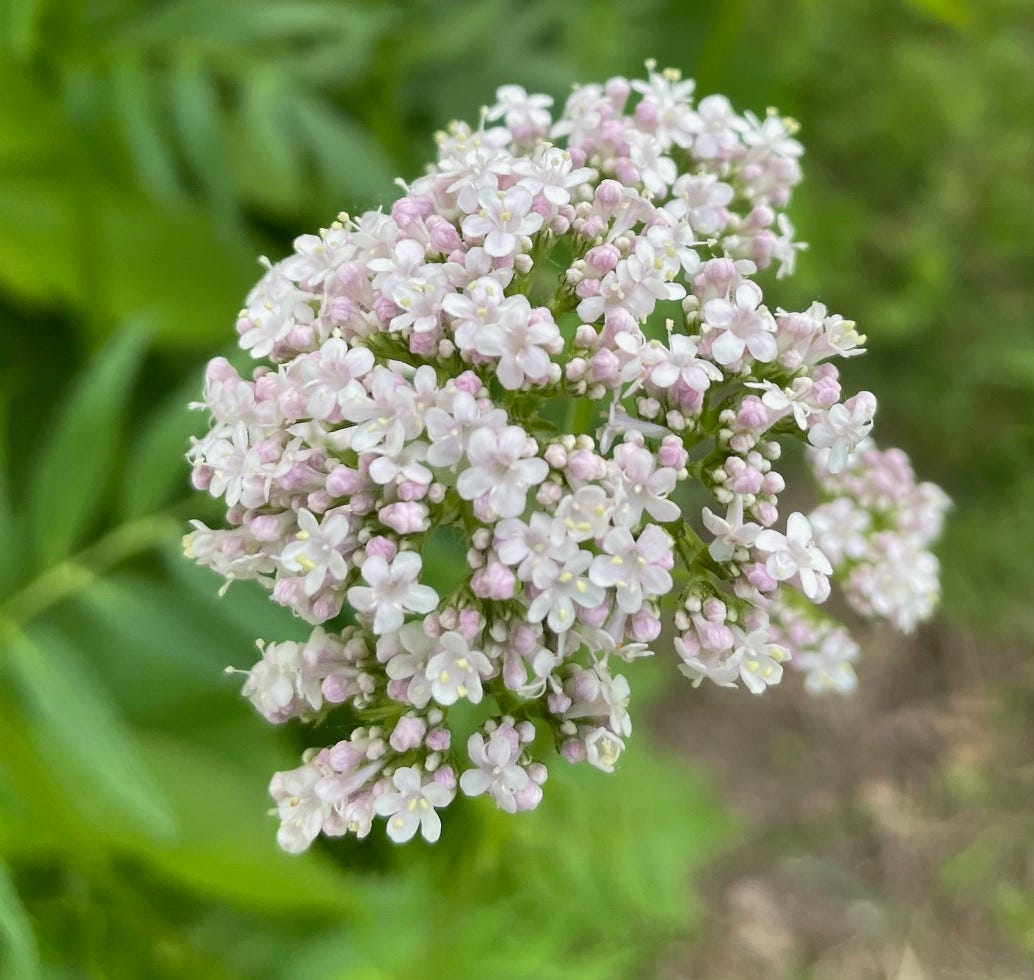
[121, 378, 206, 519]
[0, 174, 81, 310]
[907, 0, 972, 28]
[4, 625, 177, 844]
[30, 323, 150, 570]
[292, 95, 396, 210]
[0, 862, 39, 980]
[108, 55, 187, 206]
[131, 732, 360, 914]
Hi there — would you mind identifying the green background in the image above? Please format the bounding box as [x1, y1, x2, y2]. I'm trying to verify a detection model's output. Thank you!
[1, 0, 1032, 975]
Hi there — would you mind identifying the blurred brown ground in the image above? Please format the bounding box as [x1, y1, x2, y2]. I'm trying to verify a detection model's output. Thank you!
[652, 624, 1034, 979]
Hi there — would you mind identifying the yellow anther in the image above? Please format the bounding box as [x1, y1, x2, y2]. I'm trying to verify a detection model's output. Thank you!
[747, 660, 760, 672]
[419, 798, 429, 811]
[407, 798, 418, 812]
[576, 580, 587, 594]
[456, 657, 469, 669]
[457, 684, 468, 697]
[297, 556, 315, 572]
[295, 530, 310, 541]
[439, 671, 449, 683]
[611, 555, 623, 565]
[558, 572, 573, 584]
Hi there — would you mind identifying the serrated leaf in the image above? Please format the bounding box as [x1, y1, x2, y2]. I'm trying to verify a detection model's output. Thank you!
[5, 625, 177, 844]
[30, 323, 150, 570]
[0, 862, 39, 980]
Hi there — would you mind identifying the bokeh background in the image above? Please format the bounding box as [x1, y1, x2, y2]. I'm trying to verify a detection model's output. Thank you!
[2, 0, 1033, 976]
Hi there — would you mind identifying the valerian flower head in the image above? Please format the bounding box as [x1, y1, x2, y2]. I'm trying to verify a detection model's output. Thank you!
[187, 63, 947, 851]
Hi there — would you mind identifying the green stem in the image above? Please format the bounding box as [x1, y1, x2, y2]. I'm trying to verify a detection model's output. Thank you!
[1, 513, 179, 628]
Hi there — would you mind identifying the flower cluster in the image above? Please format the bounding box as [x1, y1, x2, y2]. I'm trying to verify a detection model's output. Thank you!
[186, 65, 948, 851]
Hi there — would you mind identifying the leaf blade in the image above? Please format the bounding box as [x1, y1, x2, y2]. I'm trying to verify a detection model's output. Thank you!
[30, 323, 150, 570]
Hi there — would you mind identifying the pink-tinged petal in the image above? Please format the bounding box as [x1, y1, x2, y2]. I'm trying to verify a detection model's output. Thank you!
[734, 279, 763, 310]
[746, 331, 778, 363]
[484, 231, 514, 258]
[650, 363, 680, 388]
[373, 791, 403, 816]
[460, 767, 494, 797]
[457, 467, 494, 500]
[496, 357, 524, 390]
[360, 555, 389, 586]
[710, 329, 745, 366]
[405, 585, 440, 614]
[422, 783, 454, 808]
[346, 585, 375, 612]
[372, 603, 404, 635]
[386, 808, 420, 843]
[419, 807, 442, 843]
[393, 766, 423, 794]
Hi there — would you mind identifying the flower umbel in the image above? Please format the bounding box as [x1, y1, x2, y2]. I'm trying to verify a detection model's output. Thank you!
[187, 64, 948, 850]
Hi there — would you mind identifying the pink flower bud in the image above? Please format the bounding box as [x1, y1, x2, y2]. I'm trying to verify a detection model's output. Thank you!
[561, 738, 587, 764]
[364, 536, 397, 561]
[425, 726, 451, 752]
[327, 465, 362, 497]
[658, 436, 688, 469]
[630, 610, 661, 642]
[379, 501, 430, 534]
[433, 765, 457, 791]
[594, 179, 624, 212]
[503, 651, 528, 691]
[514, 782, 543, 811]
[389, 715, 427, 752]
[457, 608, 483, 640]
[397, 480, 427, 501]
[471, 562, 516, 600]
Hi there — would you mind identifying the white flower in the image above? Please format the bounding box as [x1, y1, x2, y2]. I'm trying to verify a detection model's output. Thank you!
[514, 145, 595, 205]
[347, 552, 439, 635]
[461, 186, 543, 258]
[486, 84, 553, 134]
[610, 442, 680, 526]
[425, 631, 494, 705]
[701, 497, 763, 562]
[731, 627, 789, 694]
[457, 424, 548, 519]
[279, 508, 351, 596]
[584, 727, 625, 773]
[646, 334, 722, 392]
[589, 524, 674, 613]
[472, 300, 561, 390]
[808, 393, 877, 473]
[703, 280, 777, 366]
[296, 338, 373, 421]
[527, 549, 605, 633]
[494, 512, 574, 586]
[269, 760, 333, 854]
[460, 730, 529, 813]
[755, 512, 833, 600]
[373, 766, 454, 843]
[555, 486, 614, 543]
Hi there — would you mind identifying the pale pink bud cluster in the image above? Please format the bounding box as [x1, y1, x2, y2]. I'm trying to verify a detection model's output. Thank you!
[186, 65, 947, 851]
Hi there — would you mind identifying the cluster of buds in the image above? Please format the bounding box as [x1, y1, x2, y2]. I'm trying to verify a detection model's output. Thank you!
[186, 65, 948, 851]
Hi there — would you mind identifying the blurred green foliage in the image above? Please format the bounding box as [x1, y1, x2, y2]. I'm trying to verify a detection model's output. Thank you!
[2, 0, 1033, 975]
